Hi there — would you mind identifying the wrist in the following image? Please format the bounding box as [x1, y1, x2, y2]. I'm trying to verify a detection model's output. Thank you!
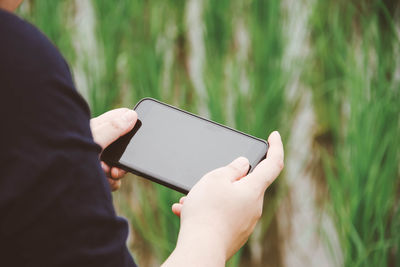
[162, 227, 226, 267]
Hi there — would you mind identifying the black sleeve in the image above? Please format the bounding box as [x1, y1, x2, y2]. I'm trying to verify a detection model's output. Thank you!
[0, 9, 137, 267]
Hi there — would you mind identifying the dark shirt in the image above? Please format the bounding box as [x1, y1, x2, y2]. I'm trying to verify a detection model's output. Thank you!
[0, 9, 137, 267]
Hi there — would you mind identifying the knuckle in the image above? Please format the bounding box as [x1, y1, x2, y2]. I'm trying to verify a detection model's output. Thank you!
[244, 182, 261, 198]
[265, 179, 273, 189]
[110, 119, 124, 131]
[207, 167, 225, 178]
[276, 158, 284, 170]
[228, 164, 242, 176]
[255, 206, 263, 220]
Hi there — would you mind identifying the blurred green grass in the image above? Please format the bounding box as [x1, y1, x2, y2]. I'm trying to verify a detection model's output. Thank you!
[20, 0, 399, 266]
[308, 1, 400, 266]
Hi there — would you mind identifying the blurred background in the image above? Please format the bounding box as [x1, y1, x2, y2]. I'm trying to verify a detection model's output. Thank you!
[19, 0, 399, 266]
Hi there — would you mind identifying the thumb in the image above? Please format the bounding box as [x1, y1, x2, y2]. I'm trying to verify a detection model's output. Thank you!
[92, 110, 137, 149]
[223, 157, 250, 182]
[240, 131, 284, 194]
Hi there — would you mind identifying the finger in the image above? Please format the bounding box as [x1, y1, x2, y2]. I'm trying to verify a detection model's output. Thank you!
[101, 161, 111, 176]
[108, 178, 122, 191]
[90, 108, 132, 128]
[219, 157, 249, 182]
[92, 110, 137, 149]
[243, 131, 284, 192]
[179, 196, 187, 204]
[111, 167, 127, 179]
[172, 203, 183, 217]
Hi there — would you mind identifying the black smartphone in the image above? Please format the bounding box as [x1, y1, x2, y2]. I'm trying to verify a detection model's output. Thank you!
[101, 98, 268, 193]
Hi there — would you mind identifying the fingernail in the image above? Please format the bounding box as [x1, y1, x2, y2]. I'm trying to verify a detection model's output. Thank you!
[122, 110, 136, 122]
[233, 157, 249, 170]
[273, 131, 281, 139]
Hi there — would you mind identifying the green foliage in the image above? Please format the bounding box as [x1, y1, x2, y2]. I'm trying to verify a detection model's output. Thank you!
[19, 0, 75, 64]
[308, 1, 400, 266]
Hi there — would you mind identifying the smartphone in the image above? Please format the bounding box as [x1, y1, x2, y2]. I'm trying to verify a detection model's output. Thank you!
[101, 98, 268, 193]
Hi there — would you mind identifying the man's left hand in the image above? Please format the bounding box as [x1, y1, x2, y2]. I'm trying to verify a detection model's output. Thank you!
[90, 108, 137, 191]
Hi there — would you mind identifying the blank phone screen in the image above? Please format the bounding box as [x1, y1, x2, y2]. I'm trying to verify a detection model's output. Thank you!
[103, 98, 268, 193]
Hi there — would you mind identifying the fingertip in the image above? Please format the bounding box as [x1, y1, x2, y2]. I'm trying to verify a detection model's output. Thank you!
[111, 167, 119, 178]
[111, 167, 127, 179]
[237, 156, 250, 165]
[171, 203, 178, 211]
[242, 131, 284, 192]
[171, 203, 182, 217]
[231, 156, 250, 170]
[268, 131, 281, 143]
[267, 130, 284, 161]
[226, 157, 250, 182]
[122, 110, 137, 123]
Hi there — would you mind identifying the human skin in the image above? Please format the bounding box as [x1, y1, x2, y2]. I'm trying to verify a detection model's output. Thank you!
[92, 109, 284, 266]
[163, 132, 284, 266]
[92, 108, 285, 265]
[90, 108, 138, 191]
[0, 0, 22, 12]
[4, 1, 285, 265]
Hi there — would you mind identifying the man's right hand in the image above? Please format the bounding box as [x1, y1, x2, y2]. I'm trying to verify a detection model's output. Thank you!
[163, 131, 284, 267]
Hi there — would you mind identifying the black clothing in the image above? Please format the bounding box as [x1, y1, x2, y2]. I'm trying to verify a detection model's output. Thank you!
[0, 9, 137, 267]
